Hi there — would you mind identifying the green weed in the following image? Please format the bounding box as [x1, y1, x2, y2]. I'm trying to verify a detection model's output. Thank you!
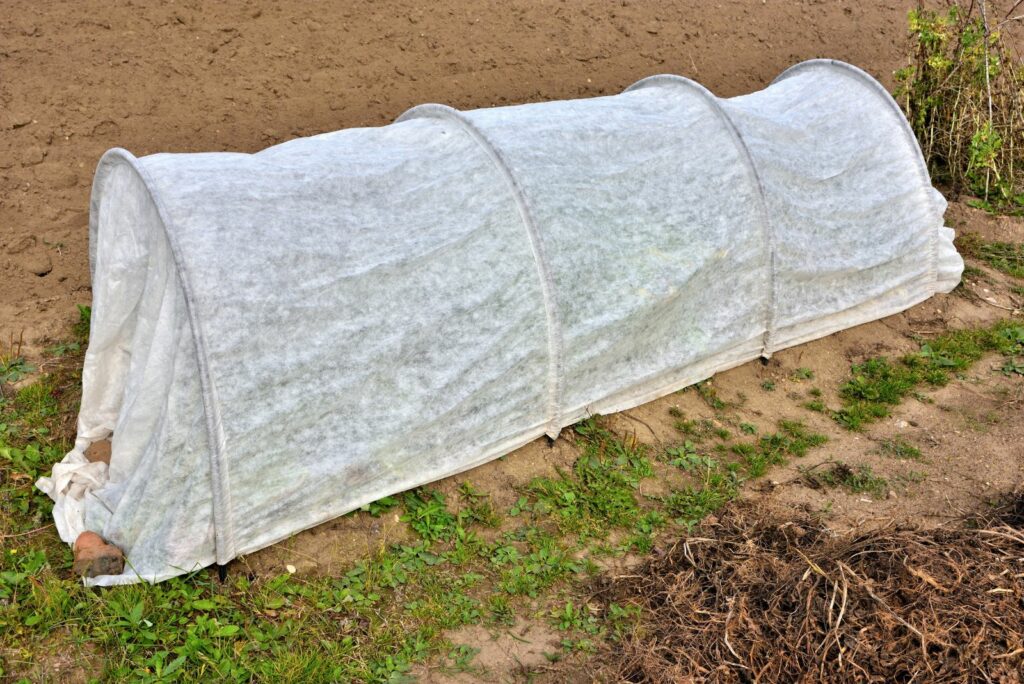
[693, 381, 726, 410]
[807, 462, 889, 499]
[878, 438, 923, 460]
[791, 367, 815, 380]
[958, 233, 1024, 277]
[674, 417, 716, 442]
[402, 489, 457, 541]
[664, 454, 739, 528]
[527, 418, 652, 539]
[803, 399, 826, 413]
[725, 420, 828, 479]
[896, 5, 1024, 210]
[664, 441, 715, 471]
[835, 321, 1024, 430]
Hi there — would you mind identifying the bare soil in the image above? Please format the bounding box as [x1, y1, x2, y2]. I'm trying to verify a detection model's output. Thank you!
[2, 1, 1023, 682]
[3, 0, 935, 350]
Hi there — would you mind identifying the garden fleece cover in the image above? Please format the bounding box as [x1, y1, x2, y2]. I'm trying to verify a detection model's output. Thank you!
[37, 60, 963, 585]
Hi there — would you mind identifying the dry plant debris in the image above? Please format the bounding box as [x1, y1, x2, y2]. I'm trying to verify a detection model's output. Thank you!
[576, 496, 1024, 683]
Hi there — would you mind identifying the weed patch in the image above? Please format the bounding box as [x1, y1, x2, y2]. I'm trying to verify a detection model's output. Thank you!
[878, 437, 923, 460]
[835, 321, 1024, 429]
[896, 5, 1024, 211]
[673, 416, 716, 442]
[803, 462, 888, 498]
[528, 419, 652, 540]
[958, 232, 1024, 277]
[734, 420, 828, 477]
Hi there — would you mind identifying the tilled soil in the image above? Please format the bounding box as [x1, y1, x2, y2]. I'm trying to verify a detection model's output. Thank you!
[2, 0, 934, 348]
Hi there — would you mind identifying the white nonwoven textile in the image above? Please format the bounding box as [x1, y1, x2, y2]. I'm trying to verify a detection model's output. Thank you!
[37, 60, 962, 586]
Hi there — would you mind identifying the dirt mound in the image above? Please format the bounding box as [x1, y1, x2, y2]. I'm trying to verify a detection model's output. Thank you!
[570, 496, 1024, 683]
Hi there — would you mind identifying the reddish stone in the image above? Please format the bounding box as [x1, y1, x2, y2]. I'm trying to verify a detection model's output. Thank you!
[73, 530, 104, 552]
[72, 531, 124, 577]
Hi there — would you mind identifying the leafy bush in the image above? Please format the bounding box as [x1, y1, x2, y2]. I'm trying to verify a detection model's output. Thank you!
[895, 3, 1024, 211]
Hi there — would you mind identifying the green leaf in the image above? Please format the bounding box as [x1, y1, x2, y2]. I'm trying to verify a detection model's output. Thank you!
[213, 624, 240, 637]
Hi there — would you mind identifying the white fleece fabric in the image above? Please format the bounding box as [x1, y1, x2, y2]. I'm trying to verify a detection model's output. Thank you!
[37, 60, 962, 585]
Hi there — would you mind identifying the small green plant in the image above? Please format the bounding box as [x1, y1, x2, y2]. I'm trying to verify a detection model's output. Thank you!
[664, 441, 711, 470]
[527, 417, 652, 539]
[730, 420, 828, 478]
[674, 417, 715, 442]
[957, 233, 1024, 277]
[458, 483, 501, 528]
[402, 489, 458, 541]
[1003, 357, 1024, 375]
[835, 321, 1024, 429]
[0, 358, 34, 385]
[879, 438, 923, 460]
[803, 399, 826, 413]
[44, 342, 80, 357]
[487, 595, 515, 625]
[791, 367, 815, 380]
[360, 495, 400, 517]
[808, 462, 888, 499]
[664, 467, 737, 528]
[443, 644, 481, 674]
[760, 380, 776, 392]
[497, 529, 579, 596]
[73, 304, 91, 344]
[739, 422, 757, 435]
[553, 600, 601, 635]
[0, 332, 34, 385]
[693, 381, 727, 410]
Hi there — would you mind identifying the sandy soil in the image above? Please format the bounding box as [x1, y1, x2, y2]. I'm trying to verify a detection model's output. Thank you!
[3, 0, 936, 350]
[3, 1, 1023, 681]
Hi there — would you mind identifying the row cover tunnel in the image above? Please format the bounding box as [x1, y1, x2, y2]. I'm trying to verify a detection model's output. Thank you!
[38, 59, 962, 584]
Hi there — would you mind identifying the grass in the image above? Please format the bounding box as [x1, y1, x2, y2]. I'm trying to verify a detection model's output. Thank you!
[730, 420, 829, 478]
[956, 232, 1024, 278]
[5, 350, 832, 681]
[692, 381, 727, 410]
[803, 399, 827, 413]
[791, 367, 815, 380]
[1, 332, 35, 385]
[527, 418, 653, 541]
[672, 416, 716, 442]
[878, 437, 923, 460]
[664, 474, 736, 528]
[835, 320, 1024, 430]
